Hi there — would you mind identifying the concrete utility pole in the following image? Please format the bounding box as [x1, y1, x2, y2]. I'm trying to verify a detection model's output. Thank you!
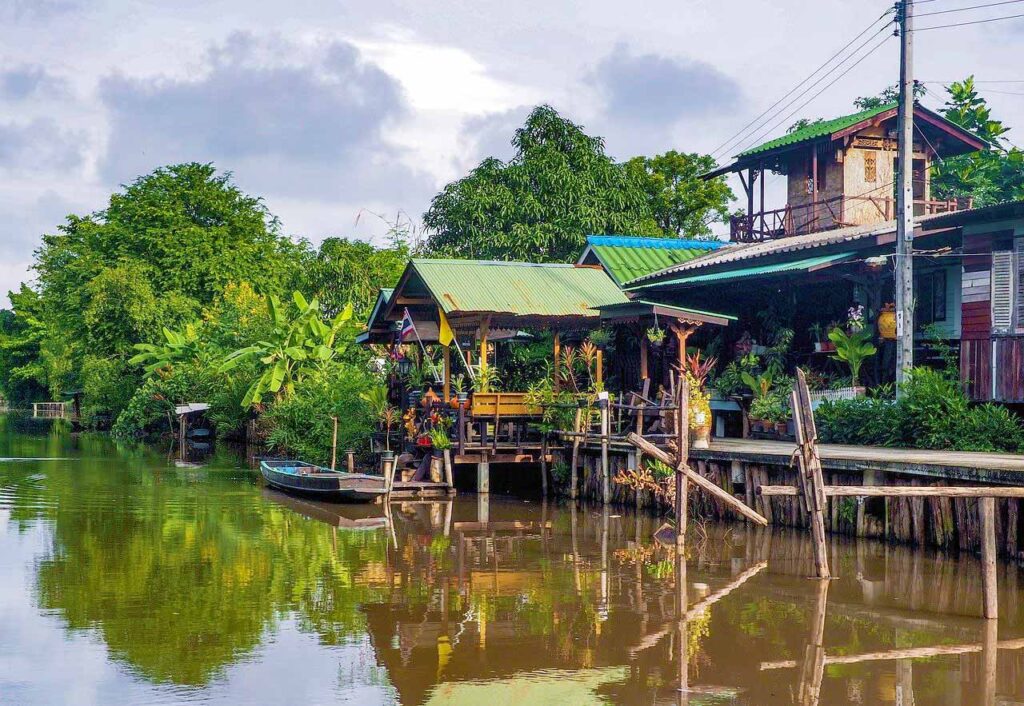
[895, 0, 915, 389]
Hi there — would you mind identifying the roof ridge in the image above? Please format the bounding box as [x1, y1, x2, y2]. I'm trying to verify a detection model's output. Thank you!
[586, 234, 724, 249]
[411, 258, 576, 268]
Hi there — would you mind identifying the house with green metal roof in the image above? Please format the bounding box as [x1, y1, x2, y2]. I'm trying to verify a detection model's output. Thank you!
[703, 102, 986, 243]
[576, 235, 725, 286]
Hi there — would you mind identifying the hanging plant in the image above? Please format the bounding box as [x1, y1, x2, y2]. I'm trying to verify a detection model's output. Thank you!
[646, 326, 666, 346]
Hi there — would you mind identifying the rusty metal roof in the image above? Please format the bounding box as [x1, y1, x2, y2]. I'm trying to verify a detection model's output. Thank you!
[404, 259, 628, 319]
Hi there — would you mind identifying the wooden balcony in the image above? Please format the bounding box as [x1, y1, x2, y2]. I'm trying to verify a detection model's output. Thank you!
[730, 195, 970, 243]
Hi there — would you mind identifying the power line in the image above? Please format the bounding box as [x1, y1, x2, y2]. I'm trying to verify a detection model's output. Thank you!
[708, 8, 895, 161]
[913, 11, 1024, 29]
[916, 0, 1024, 16]
[732, 33, 895, 158]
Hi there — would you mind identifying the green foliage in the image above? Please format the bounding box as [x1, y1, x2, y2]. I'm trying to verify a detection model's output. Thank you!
[263, 362, 377, 464]
[932, 77, 1024, 206]
[112, 362, 219, 438]
[750, 391, 789, 424]
[828, 327, 877, 386]
[129, 325, 205, 375]
[818, 366, 1024, 452]
[623, 150, 735, 239]
[646, 459, 674, 481]
[0, 286, 49, 402]
[302, 236, 409, 319]
[424, 105, 659, 262]
[80, 355, 138, 426]
[428, 425, 452, 450]
[221, 292, 355, 408]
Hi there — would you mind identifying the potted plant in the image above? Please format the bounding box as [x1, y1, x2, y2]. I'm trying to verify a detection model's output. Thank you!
[406, 362, 427, 407]
[588, 328, 612, 349]
[749, 395, 773, 433]
[428, 426, 451, 482]
[646, 326, 666, 348]
[810, 323, 826, 353]
[472, 364, 497, 394]
[452, 374, 469, 408]
[828, 326, 877, 389]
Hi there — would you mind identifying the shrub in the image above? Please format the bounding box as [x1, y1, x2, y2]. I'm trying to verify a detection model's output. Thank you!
[111, 361, 218, 438]
[263, 361, 377, 465]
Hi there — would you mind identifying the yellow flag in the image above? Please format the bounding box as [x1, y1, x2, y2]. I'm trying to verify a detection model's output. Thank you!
[438, 309, 454, 346]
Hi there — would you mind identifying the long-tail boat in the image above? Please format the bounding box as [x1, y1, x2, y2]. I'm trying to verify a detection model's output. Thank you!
[259, 459, 386, 503]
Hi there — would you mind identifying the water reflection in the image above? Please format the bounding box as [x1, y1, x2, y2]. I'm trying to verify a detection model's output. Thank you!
[2, 414, 1024, 704]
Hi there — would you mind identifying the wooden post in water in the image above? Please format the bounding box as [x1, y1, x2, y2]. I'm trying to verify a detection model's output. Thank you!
[675, 378, 689, 546]
[330, 416, 339, 471]
[981, 496, 998, 620]
[345, 448, 355, 474]
[600, 396, 610, 505]
[676, 532, 689, 705]
[540, 436, 549, 497]
[570, 408, 583, 500]
[791, 369, 830, 579]
[797, 579, 829, 706]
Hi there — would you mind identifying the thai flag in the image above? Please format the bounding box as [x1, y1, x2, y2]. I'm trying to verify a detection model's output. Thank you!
[399, 307, 416, 342]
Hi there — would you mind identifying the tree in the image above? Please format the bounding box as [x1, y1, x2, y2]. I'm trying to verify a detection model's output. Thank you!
[931, 77, 1024, 206]
[423, 105, 659, 262]
[0, 286, 49, 402]
[302, 236, 409, 319]
[624, 151, 734, 239]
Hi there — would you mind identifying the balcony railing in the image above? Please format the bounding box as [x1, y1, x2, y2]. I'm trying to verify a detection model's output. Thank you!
[730, 195, 970, 243]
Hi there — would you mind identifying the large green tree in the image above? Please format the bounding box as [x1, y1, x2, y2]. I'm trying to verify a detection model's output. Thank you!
[931, 77, 1024, 206]
[624, 151, 734, 239]
[302, 236, 409, 319]
[0, 286, 49, 403]
[423, 105, 659, 262]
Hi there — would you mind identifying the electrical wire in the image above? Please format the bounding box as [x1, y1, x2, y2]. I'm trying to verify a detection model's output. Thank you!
[708, 7, 896, 161]
[913, 11, 1024, 29]
[916, 0, 1024, 16]
[732, 33, 896, 158]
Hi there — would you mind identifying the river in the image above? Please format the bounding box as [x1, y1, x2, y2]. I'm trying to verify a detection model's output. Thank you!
[0, 413, 1022, 705]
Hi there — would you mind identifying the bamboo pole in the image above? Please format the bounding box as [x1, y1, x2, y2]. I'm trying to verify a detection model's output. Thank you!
[626, 432, 768, 526]
[981, 496, 998, 620]
[640, 335, 649, 382]
[798, 579, 829, 706]
[759, 485, 1024, 498]
[330, 416, 339, 471]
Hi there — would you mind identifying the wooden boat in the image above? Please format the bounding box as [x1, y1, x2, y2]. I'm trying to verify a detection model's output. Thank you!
[259, 459, 387, 503]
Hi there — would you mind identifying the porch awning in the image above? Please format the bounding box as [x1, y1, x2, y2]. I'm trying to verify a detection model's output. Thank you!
[595, 300, 735, 327]
[633, 251, 855, 290]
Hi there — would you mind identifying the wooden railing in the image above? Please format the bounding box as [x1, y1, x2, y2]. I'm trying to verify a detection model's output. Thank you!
[731, 195, 969, 242]
[32, 402, 70, 419]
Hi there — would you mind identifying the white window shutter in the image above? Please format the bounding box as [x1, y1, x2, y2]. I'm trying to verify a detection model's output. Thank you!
[992, 249, 1014, 333]
[1015, 239, 1024, 333]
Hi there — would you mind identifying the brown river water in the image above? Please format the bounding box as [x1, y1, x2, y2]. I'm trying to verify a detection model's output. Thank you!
[0, 413, 1022, 705]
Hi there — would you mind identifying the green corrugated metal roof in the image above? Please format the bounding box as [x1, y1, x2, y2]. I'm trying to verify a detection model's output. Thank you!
[596, 299, 736, 324]
[584, 236, 723, 285]
[410, 259, 628, 317]
[738, 103, 896, 158]
[637, 252, 854, 289]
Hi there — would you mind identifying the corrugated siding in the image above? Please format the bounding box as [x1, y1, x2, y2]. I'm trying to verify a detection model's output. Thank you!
[411, 260, 628, 317]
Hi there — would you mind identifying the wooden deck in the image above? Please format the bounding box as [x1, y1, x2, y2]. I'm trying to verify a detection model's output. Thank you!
[390, 480, 455, 499]
[690, 438, 1024, 484]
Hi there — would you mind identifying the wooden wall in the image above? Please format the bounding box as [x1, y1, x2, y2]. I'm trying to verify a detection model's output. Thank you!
[961, 235, 994, 400]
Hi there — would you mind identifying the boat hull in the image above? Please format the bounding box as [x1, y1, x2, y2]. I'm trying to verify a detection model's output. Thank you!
[260, 460, 386, 503]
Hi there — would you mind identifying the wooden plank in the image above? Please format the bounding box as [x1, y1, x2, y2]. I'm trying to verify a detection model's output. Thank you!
[625, 433, 768, 526]
[675, 379, 689, 545]
[570, 408, 582, 500]
[761, 637, 1024, 669]
[760, 485, 1024, 498]
[793, 369, 830, 579]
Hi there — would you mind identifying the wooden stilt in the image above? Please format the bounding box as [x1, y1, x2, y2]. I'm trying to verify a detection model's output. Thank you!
[570, 408, 582, 501]
[540, 436, 549, 497]
[798, 579, 829, 706]
[345, 448, 355, 474]
[981, 496, 998, 620]
[676, 532, 689, 704]
[792, 369, 830, 579]
[675, 378, 689, 545]
[600, 397, 610, 505]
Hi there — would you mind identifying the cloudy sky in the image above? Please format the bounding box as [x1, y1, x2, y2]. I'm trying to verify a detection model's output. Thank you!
[2, 0, 1022, 306]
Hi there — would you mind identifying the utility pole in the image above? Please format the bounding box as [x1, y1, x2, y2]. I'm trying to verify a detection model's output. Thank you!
[895, 0, 915, 389]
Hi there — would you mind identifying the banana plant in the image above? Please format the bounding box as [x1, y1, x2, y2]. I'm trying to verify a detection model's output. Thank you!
[129, 324, 204, 375]
[221, 291, 354, 408]
[828, 326, 877, 386]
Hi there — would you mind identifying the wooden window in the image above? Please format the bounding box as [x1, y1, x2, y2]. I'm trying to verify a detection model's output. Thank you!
[864, 152, 877, 182]
[915, 269, 947, 327]
[991, 250, 1014, 333]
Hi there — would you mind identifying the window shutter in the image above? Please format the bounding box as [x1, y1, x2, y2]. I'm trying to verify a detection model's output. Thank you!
[1015, 240, 1024, 333]
[992, 250, 1014, 333]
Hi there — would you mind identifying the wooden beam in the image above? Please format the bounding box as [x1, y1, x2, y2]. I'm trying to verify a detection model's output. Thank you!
[792, 369, 830, 579]
[626, 432, 768, 526]
[762, 637, 1024, 670]
[443, 345, 451, 401]
[640, 335, 649, 381]
[553, 332, 561, 393]
[759, 485, 1024, 498]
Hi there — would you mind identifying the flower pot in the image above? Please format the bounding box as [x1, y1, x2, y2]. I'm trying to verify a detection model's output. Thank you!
[401, 468, 416, 483]
[692, 424, 711, 449]
[775, 421, 787, 435]
[877, 307, 897, 340]
[432, 447, 443, 459]
[381, 449, 395, 461]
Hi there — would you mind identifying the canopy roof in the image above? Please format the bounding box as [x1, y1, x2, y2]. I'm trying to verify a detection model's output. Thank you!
[382, 259, 629, 330]
[596, 299, 735, 326]
[704, 102, 987, 179]
[637, 252, 855, 290]
[577, 235, 724, 286]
